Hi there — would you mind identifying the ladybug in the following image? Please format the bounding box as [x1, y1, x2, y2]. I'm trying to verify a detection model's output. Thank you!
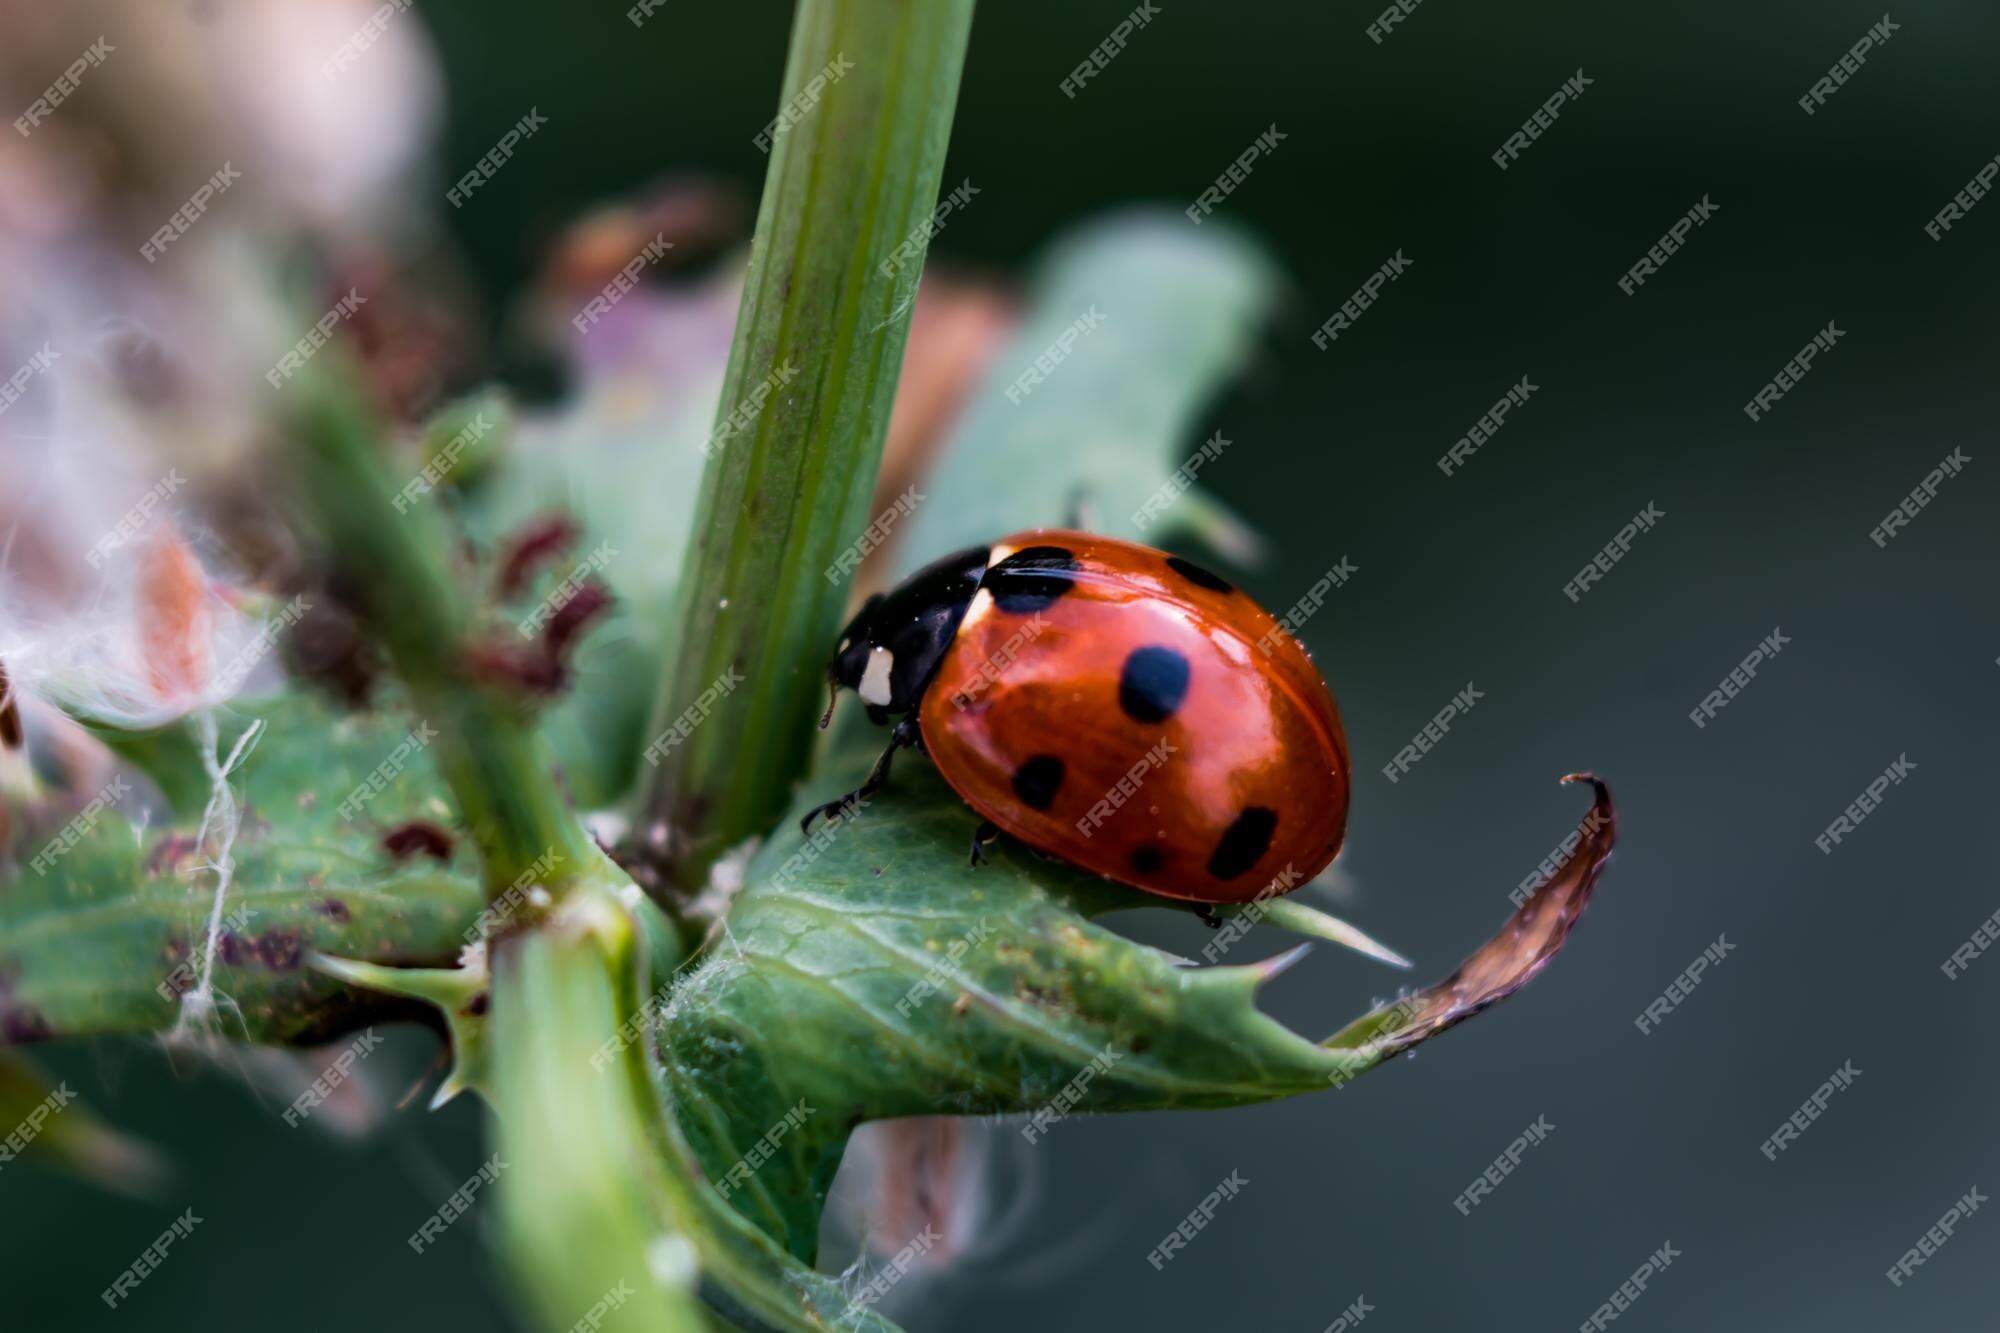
[805, 529, 1351, 905]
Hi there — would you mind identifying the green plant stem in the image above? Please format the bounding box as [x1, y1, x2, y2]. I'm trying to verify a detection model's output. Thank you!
[636, 0, 977, 889]
[290, 365, 593, 895]
[490, 902, 711, 1333]
[490, 886, 900, 1332]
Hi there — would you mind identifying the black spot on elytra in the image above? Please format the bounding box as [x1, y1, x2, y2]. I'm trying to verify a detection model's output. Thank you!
[1119, 645, 1191, 723]
[1011, 754, 1066, 810]
[1130, 845, 1165, 875]
[1166, 555, 1233, 594]
[1208, 807, 1277, 879]
[989, 546, 1079, 612]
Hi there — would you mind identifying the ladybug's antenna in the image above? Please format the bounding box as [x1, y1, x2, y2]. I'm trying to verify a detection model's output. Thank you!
[818, 677, 839, 730]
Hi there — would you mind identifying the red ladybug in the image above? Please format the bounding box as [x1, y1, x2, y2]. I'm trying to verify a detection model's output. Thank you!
[806, 529, 1350, 905]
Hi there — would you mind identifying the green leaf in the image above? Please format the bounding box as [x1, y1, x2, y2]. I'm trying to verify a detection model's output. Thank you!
[309, 955, 491, 1108]
[664, 748, 1616, 1262]
[1, 692, 483, 1046]
[894, 212, 1283, 577]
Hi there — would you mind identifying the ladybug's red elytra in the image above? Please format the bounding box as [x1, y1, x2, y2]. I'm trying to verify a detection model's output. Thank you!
[806, 529, 1350, 905]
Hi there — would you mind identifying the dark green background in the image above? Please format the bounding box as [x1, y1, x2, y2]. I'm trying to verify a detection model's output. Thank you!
[9, 1, 2000, 1328]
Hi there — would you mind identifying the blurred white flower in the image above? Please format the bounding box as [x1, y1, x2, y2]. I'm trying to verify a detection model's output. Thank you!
[0, 0, 449, 731]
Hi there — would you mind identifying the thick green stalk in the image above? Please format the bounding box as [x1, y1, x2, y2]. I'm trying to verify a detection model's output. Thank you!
[490, 902, 711, 1333]
[290, 365, 593, 894]
[637, 0, 976, 886]
[490, 885, 901, 1332]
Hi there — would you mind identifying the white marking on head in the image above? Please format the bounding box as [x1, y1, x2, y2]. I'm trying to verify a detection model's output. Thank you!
[985, 543, 1017, 569]
[858, 646, 895, 706]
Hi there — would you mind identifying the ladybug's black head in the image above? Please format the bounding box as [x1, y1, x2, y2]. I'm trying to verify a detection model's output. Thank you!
[820, 545, 989, 728]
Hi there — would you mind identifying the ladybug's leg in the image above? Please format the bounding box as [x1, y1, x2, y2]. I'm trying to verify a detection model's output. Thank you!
[1194, 904, 1224, 929]
[799, 718, 920, 833]
[967, 819, 1001, 866]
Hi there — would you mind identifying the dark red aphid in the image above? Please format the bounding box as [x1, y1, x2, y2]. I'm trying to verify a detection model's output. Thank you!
[465, 640, 566, 694]
[542, 581, 612, 659]
[464, 579, 612, 697]
[496, 514, 578, 600]
[282, 594, 382, 707]
[382, 820, 454, 862]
